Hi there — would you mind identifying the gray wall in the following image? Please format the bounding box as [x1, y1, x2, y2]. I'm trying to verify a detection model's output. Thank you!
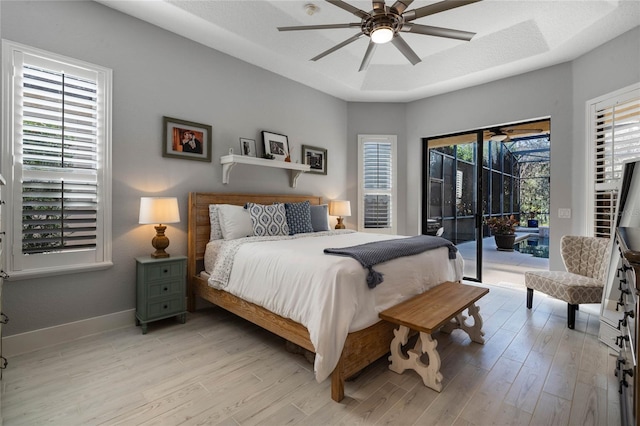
[405, 64, 573, 269]
[346, 103, 407, 234]
[571, 27, 640, 234]
[0, 0, 348, 335]
[400, 26, 639, 270]
[1, 0, 638, 336]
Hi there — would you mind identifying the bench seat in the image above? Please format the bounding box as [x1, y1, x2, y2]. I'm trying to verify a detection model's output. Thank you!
[379, 281, 489, 391]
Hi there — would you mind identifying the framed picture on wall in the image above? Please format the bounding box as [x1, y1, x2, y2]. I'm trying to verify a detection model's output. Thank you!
[239, 138, 257, 157]
[162, 116, 212, 162]
[302, 145, 327, 175]
[262, 131, 289, 161]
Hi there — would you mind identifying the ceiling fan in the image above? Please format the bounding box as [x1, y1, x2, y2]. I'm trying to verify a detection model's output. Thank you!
[278, 0, 481, 71]
[487, 126, 545, 142]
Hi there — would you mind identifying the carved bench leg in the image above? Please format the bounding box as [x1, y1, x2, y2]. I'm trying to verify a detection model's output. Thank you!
[439, 303, 486, 344]
[387, 325, 443, 392]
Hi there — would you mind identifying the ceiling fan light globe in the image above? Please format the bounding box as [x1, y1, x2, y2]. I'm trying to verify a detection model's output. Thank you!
[371, 27, 393, 44]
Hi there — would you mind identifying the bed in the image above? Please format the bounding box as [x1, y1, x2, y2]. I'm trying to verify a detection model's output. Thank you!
[187, 192, 463, 402]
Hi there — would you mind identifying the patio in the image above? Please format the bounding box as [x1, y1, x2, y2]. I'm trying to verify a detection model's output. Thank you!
[456, 233, 549, 288]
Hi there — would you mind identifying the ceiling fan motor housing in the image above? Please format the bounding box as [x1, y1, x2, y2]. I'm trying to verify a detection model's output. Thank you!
[361, 8, 403, 38]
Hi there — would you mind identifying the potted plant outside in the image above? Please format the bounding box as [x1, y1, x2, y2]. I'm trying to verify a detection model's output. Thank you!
[486, 215, 519, 251]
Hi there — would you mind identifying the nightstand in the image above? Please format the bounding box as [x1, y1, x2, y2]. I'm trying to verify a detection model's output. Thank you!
[135, 255, 187, 334]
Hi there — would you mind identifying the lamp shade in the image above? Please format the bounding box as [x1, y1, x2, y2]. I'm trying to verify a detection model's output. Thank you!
[139, 197, 180, 225]
[329, 200, 351, 217]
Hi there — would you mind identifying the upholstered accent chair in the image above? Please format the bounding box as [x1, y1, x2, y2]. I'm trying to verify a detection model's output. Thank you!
[524, 235, 611, 329]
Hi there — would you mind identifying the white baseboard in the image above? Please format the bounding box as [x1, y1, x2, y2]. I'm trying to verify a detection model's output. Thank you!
[3, 309, 136, 357]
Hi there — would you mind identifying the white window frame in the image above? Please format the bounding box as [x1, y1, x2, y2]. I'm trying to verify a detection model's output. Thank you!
[585, 82, 640, 238]
[1, 40, 113, 279]
[357, 134, 397, 234]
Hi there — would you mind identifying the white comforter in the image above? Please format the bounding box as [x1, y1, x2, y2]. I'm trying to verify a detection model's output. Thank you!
[206, 231, 463, 382]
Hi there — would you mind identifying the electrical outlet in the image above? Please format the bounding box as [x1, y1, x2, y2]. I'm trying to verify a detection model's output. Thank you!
[558, 208, 571, 219]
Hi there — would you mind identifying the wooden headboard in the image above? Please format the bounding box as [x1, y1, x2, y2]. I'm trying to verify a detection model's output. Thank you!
[187, 192, 323, 282]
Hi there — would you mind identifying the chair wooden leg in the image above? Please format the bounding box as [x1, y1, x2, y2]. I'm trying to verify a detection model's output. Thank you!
[567, 303, 578, 329]
[526, 288, 533, 309]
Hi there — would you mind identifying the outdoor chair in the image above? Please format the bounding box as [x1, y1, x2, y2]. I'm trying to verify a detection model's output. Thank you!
[524, 235, 610, 329]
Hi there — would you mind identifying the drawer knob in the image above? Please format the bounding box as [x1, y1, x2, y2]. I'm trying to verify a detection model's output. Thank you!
[618, 279, 627, 290]
[616, 334, 629, 348]
[163, 269, 169, 273]
[163, 304, 168, 309]
[163, 286, 169, 292]
[0, 312, 8, 324]
[0, 356, 6, 369]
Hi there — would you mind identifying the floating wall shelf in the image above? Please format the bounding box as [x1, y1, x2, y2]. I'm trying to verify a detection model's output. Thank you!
[220, 154, 310, 188]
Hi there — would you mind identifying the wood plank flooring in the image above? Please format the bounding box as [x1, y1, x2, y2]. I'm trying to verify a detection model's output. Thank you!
[1, 283, 621, 425]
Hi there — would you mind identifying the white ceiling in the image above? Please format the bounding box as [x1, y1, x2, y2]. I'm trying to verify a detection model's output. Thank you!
[97, 0, 640, 102]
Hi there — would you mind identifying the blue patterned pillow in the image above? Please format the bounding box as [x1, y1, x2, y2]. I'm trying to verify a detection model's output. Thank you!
[247, 203, 289, 236]
[285, 201, 314, 235]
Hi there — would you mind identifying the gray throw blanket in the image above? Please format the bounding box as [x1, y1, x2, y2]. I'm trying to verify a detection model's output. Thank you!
[324, 235, 457, 289]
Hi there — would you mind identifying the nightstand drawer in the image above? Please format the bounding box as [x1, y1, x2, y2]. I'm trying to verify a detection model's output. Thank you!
[147, 280, 183, 299]
[147, 297, 184, 319]
[145, 262, 184, 281]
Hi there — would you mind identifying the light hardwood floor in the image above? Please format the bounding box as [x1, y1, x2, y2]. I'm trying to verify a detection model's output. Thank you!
[1, 283, 621, 425]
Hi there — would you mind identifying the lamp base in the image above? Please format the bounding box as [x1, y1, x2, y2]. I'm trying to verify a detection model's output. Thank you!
[335, 217, 345, 230]
[151, 225, 171, 258]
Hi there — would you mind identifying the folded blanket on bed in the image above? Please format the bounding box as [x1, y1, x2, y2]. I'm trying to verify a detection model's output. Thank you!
[324, 235, 457, 288]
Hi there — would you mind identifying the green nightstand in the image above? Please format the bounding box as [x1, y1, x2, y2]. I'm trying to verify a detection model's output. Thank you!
[135, 255, 187, 334]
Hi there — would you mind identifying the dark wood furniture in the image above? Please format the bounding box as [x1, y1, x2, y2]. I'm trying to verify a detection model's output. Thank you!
[615, 227, 640, 426]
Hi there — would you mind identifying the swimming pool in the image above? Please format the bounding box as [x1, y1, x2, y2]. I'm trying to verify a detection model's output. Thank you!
[514, 235, 549, 258]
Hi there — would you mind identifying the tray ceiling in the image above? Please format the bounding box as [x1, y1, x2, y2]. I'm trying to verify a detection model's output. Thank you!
[97, 0, 640, 102]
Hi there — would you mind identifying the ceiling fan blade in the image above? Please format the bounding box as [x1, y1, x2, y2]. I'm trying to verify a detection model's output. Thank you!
[401, 23, 475, 41]
[278, 23, 361, 31]
[372, 0, 386, 12]
[326, 0, 371, 19]
[359, 40, 377, 72]
[310, 33, 364, 61]
[391, 35, 421, 65]
[403, 0, 482, 22]
[391, 0, 414, 14]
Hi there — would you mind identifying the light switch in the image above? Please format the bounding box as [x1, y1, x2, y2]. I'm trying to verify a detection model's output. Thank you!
[558, 208, 571, 219]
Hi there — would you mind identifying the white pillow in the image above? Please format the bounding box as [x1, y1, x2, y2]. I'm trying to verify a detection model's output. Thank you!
[217, 204, 253, 240]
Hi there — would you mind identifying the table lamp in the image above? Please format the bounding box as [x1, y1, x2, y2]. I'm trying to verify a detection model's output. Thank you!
[329, 200, 351, 230]
[139, 197, 180, 258]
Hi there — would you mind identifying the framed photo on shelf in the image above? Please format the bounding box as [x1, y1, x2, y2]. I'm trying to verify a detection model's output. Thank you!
[239, 138, 257, 157]
[262, 131, 289, 161]
[302, 145, 327, 175]
[162, 116, 212, 162]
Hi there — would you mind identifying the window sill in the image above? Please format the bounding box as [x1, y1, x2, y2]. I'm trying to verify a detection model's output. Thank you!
[5, 261, 114, 281]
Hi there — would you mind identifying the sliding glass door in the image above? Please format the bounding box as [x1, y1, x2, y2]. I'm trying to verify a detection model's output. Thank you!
[423, 131, 483, 281]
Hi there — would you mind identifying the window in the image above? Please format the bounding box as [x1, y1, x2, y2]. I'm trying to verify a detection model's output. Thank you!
[2, 41, 112, 278]
[587, 83, 640, 238]
[357, 135, 397, 234]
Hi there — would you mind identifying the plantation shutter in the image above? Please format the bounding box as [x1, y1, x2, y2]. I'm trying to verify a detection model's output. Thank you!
[358, 135, 397, 234]
[363, 142, 392, 228]
[20, 59, 99, 254]
[592, 87, 640, 238]
[3, 41, 112, 277]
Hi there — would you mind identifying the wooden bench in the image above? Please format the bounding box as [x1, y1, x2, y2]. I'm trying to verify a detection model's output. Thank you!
[378, 281, 490, 392]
